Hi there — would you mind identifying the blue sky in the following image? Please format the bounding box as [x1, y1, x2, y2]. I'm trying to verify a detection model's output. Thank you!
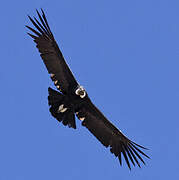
[0, 0, 178, 179]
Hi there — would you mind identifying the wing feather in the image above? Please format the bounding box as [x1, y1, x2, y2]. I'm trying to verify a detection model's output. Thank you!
[78, 98, 149, 169]
[26, 9, 78, 94]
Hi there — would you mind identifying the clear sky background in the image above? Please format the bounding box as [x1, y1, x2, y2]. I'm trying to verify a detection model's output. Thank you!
[0, 0, 178, 179]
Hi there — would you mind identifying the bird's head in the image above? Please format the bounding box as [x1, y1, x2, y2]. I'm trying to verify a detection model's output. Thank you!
[75, 85, 86, 98]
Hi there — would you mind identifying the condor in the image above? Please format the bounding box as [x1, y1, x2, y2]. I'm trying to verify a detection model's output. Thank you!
[26, 9, 149, 169]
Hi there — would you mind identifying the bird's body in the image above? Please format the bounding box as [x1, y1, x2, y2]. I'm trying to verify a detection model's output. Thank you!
[26, 9, 149, 169]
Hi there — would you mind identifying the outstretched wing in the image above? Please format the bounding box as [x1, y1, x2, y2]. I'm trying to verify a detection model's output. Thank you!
[76, 98, 149, 169]
[26, 9, 78, 94]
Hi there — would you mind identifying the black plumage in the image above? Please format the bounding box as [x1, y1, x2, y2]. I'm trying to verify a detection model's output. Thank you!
[26, 9, 149, 169]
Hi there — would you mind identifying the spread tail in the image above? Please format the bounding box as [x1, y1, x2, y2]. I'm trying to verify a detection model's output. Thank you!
[48, 87, 76, 129]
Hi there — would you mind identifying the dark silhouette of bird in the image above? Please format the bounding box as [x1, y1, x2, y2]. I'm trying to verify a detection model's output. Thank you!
[26, 9, 149, 170]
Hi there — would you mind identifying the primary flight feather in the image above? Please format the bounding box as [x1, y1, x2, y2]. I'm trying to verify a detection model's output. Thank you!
[26, 9, 149, 169]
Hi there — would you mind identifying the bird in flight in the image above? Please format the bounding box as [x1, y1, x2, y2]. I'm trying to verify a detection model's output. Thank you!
[26, 9, 149, 170]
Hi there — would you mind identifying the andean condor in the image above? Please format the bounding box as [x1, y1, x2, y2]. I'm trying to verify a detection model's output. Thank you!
[26, 9, 149, 169]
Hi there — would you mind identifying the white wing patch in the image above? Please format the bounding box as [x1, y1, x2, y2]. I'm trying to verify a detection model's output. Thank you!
[57, 104, 67, 113]
[50, 73, 55, 78]
[79, 117, 85, 121]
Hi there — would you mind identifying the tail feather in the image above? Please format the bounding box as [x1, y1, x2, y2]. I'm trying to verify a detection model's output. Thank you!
[63, 110, 76, 128]
[48, 87, 76, 129]
[48, 87, 64, 105]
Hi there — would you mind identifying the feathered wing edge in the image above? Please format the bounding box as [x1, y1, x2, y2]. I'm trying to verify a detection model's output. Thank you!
[78, 102, 150, 170]
[26, 9, 78, 94]
[26, 9, 54, 40]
